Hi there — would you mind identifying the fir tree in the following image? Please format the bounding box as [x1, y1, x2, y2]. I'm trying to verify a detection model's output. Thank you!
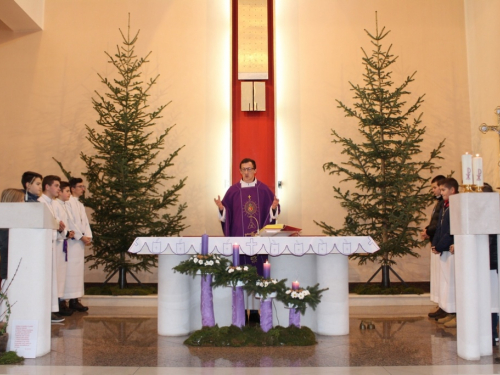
[56, 17, 187, 286]
[316, 15, 445, 280]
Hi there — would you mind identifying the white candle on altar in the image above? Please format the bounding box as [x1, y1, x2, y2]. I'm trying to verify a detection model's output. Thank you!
[473, 154, 483, 187]
[462, 153, 473, 185]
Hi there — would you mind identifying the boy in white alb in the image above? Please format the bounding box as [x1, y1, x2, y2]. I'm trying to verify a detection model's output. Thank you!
[38, 175, 67, 323]
[53, 181, 76, 315]
[63, 178, 92, 312]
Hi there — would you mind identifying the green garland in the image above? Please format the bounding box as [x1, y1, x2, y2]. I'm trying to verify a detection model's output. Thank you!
[211, 264, 259, 288]
[172, 253, 230, 277]
[276, 283, 329, 315]
[184, 324, 317, 347]
[243, 277, 287, 300]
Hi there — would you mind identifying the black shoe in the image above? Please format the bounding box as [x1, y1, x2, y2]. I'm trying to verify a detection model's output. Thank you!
[69, 298, 89, 312]
[428, 307, 445, 318]
[58, 300, 74, 316]
[51, 312, 65, 323]
[434, 310, 449, 320]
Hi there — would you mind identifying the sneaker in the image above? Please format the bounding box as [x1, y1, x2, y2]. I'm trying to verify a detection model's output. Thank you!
[437, 314, 455, 324]
[51, 312, 65, 323]
[69, 298, 89, 312]
[58, 300, 74, 316]
[428, 307, 445, 318]
[444, 317, 457, 328]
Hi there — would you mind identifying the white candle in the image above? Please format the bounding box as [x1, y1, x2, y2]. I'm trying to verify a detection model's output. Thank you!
[473, 154, 483, 187]
[461, 153, 473, 185]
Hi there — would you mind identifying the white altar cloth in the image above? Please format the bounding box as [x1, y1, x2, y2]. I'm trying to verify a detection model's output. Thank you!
[128, 236, 379, 336]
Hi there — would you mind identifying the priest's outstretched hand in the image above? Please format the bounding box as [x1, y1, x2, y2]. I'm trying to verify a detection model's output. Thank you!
[272, 196, 279, 210]
[214, 195, 224, 211]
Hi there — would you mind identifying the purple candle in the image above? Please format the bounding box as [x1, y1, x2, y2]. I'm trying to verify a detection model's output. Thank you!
[201, 234, 208, 255]
[263, 261, 271, 279]
[233, 243, 240, 266]
[292, 281, 299, 290]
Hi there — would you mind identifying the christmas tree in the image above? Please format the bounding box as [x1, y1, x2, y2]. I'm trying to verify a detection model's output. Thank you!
[316, 14, 445, 286]
[57, 17, 187, 287]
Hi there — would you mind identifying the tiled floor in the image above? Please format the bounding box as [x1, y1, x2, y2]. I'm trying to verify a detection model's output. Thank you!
[0, 306, 500, 374]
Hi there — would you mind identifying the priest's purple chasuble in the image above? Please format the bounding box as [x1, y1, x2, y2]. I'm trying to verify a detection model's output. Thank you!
[221, 180, 278, 274]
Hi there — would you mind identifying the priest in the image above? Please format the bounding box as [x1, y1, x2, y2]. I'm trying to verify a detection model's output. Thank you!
[214, 158, 279, 274]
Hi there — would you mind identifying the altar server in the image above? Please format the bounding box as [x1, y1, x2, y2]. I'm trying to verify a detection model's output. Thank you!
[63, 177, 91, 312]
[54, 181, 75, 316]
[431, 177, 459, 328]
[38, 175, 66, 323]
[21, 171, 42, 202]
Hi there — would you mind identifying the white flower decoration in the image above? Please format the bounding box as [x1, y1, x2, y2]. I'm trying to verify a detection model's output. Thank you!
[298, 292, 304, 300]
[243, 266, 248, 271]
[199, 260, 203, 265]
[286, 290, 291, 294]
[215, 260, 220, 264]
[264, 282, 269, 287]
[272, 279, 277, 284]
[228, 268, 234, 273]
[291, 292, 297, 298]
[304, 290, 310, 296]
[236, 267, 242, 271]
[256, 281, 260, 286]
[193, 258, 199, 264]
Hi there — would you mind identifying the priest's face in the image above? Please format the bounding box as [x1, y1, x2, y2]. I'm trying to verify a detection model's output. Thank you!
[240, 162, 256, 183]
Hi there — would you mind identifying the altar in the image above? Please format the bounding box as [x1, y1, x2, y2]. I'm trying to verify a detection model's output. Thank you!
[128, 236, 379, 336]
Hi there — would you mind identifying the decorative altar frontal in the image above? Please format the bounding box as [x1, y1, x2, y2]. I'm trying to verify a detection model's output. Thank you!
[128, 236, 379, 337]
[129, 236, 379, 256]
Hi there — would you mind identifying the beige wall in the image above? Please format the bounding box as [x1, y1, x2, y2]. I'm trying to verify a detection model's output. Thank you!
[0, 0, 498, 284]
[275, 0, 476, 282]
[0, 0, 231, 282]
[465, 0, 500, 191]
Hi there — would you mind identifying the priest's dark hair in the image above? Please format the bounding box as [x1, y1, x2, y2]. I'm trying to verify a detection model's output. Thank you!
[431, 175, 446, 184]
[483, 183, 493, 193]
[42, 175, 61, 191]
[60, 181, 70, 190]
[21, 171, 42, 190]
[69, 177, 83, 189]
[438, 177, 459, 192]
[240, 158, 256, 170]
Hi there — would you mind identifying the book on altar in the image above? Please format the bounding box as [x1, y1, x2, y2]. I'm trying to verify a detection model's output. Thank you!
[258, 224, 302, 237]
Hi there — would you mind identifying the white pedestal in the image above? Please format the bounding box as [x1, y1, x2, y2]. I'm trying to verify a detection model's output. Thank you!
[450, 193, 500, 360]
[0, 203, 57, 357]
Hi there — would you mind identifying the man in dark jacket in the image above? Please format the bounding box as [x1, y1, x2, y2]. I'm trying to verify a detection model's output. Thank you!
[423, 175, 446, 318]
[431, 177, 459, 327]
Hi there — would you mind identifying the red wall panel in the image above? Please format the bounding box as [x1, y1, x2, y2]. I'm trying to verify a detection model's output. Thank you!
[231, 0, 275, 194]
